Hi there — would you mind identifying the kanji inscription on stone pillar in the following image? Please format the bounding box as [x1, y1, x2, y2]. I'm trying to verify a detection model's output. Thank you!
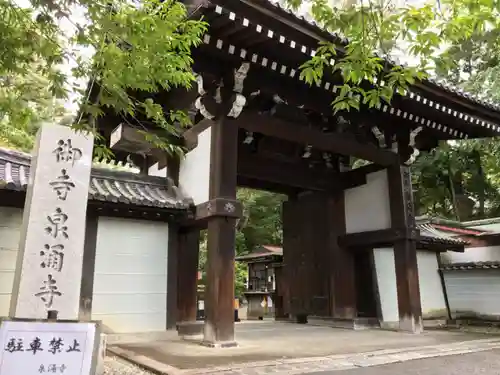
[9, 124, 94, 320]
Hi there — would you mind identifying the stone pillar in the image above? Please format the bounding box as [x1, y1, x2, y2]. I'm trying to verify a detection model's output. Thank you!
[203, 116, 240, 347]
[387, 165, 422, 333]
[10, 124, 94, 320]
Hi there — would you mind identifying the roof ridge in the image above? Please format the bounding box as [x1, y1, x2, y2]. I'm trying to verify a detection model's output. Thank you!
[0, 147, 193, 209]
[262, 0, 500, 111]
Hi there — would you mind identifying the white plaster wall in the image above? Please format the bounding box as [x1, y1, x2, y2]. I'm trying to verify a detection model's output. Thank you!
[148, 162, 167, 178]
[417, 251, 447, 318]
[92, 217, 170, 333]
[0, 207, 23, 317]
[344, 170, 391, 233]
[442, 246, 500, 263]
[373, 248, 398, 323]
[178, 126, 211, 205]
[444, 270, 500, 318]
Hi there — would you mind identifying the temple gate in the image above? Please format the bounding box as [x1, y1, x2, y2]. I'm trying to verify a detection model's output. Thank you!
[89, 0, 500, 347]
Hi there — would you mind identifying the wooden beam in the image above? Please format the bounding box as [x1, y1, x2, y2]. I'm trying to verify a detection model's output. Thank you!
[339, 228, 419, 248]
[204, 113, 239, 346]
[177, 229, 200, 324]
[230, 112, 400, 166]
[192, 49, 333, 113]
[341, 164, 386, 190]
[79, 212, 99, 321]
[328, 191, 356, 319]
[237, 175, 300, 195]
[238, 151, 338, 191]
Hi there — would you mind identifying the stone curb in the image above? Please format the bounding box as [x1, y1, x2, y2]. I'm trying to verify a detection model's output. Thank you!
[107, 346, 185, 375]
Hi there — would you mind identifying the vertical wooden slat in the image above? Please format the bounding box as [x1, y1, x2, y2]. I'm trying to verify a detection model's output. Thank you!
[166, 222, 179, 329]
[328, 192, 356, 319]
[79, 212, 99, 321]
[177, 229, 200, 323]
[387, 165, 423, 333]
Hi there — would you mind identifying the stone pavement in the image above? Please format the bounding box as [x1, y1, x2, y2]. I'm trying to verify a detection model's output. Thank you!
[180, 337, 500, 375]
[107, 322, 500, 375]
[307, 349, 500, 375]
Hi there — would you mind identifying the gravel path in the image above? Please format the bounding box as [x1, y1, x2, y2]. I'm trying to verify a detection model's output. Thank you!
[104, 356, 154, 375]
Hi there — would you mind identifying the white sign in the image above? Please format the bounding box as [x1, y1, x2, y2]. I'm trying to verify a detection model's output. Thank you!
[10, 124, 94, 319]
[0, 320, 98, 375]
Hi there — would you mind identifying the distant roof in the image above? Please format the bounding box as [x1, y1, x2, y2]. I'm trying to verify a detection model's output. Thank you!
[236, 245, 283, 261]
[0, 148, 192, 209]
[260, 0, 500, 114]
[441, 261, 500, 271]
[417, 215, 500, 238]
[417, 223, 469, 247]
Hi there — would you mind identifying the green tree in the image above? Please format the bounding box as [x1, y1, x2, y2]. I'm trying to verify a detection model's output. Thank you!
[0, 66, 69, 151]
[282, 0, 500, 220]
[1, 0, 206, 158]
[198, 189, 285, 298]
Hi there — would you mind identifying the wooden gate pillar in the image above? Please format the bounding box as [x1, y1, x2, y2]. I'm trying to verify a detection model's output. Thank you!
[387, 165, 423, 333]
[177, 229, 200, 324]
[328, 192, 357, 320]
[203, 116, 241, 347]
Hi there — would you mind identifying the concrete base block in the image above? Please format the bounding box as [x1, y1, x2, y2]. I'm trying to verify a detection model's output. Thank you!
[380, 318, 424, 333]
[308, 316, 380, 330]
[200, 340, 238, 348]
[177, 321, 204, 337]
[423, 319, 447, 328]
[399, 316, 423, 334]
[379, 321, 399, 331]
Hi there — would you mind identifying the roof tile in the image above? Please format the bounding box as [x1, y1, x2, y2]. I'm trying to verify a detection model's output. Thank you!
[441, 261, 500, 271]
[0, 147, 192, 210]
[263, 0, 500, 113]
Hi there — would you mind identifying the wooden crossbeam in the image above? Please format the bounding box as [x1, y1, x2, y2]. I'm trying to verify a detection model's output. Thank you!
[229, 112, 400, 166]
[339, 228, 420, 248]
[237, 151, 337, 191]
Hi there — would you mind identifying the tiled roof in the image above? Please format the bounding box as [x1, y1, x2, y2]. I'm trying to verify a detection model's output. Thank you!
[262, 0, 500, 113]
[236, 245, 283, 261]
[417, 223, 469, 246]
[0, 148, 192, 209]
[261, 245, 283, 254]
[441, 261, 500, 271]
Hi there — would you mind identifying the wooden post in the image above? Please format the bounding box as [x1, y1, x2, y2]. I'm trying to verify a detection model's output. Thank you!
[328, 192, 357, 320]
[79, 212, 99, 321]
[177, 229, 200, 323]
[387, 165, 423, 333]
[203, 116, 240, 347]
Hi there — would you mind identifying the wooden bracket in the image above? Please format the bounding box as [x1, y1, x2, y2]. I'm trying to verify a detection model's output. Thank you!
[196, 198, 243, 221]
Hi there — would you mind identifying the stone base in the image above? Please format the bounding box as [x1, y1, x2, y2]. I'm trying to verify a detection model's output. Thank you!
[423, 319, 447, 328]
[379, 321, 399, 331]
[308, 316, 380, 330]
[96, 333, 107, 375]
[379, 319, 423, 333]
[177, 321, 204, 337]
[200, 340, 238, 348]
[399, 316, 423, 334]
